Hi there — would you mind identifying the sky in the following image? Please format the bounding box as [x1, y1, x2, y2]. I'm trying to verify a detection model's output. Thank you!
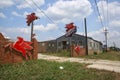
[0, 0, 120, 48]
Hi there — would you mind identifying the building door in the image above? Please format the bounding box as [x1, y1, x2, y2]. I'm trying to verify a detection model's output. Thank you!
[62, 41, 67, 49]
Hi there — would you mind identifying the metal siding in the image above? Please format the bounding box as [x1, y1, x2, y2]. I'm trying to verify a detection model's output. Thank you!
[38, 34, 103, 54]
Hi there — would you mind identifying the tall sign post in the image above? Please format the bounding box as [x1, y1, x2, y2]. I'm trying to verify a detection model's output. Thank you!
[65, 22, 77, 37]
[26, 13, 38, 41]
[65, 22, 77, 57]
[31, 22, 34, 41]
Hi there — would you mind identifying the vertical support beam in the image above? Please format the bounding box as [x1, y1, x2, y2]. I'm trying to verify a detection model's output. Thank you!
[69, 37, 71, 47]
[69, 37, 72, 57]
[31, 22, 34, 41]
[30, 22, 34, 59]
[84, 18, 88, 55]
[104, 28, 108, 52]
[113, 42, 116, 51]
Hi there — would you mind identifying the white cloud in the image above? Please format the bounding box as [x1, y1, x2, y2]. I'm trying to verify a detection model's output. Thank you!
[107, 30, 120, 48]
[76, 32, 85, 36]
[0, 26, 31, 41]
[23, 11, 31, 18]
[0, 24, 58, 41]
[43, 0, 93, 23]
[88, 28, 104, 41]
[0, 13, 6, 18]
[88, 1, 120, 48]
[0, 23, 58, 40]
[34, 23, 58, 32]
[4, 27, 30, 34]
[12, 11, 22, 17]
[17, 0, 45, 9]
[0, 24, 58, 34]
[88, 27, 120, 48]
[108, 30, 120, 39]
[107, 1, 120, 20]
[109, 20, 120, 28]
[97, 15, 104, 22]
[36, 9, 46, 18]
[97, 1, 120, 22]
[0, 0, 14, 8]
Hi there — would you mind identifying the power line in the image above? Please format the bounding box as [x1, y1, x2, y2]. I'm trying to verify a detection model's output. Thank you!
[31, 0, 64, 32]
[31, 0, 55, 24]
[94, 0, 104, 28]
[24, 0, 37, 11]
[94, 0, 109, 52]
[105, 0, 109, 52]
[25, 0, 65, 33]
[101, 0, 106, 27]
[24, 0, 41, 21]
[24, 0, 54, 24]
[101, 0, 109, 28]
[106, 0, 109, 28]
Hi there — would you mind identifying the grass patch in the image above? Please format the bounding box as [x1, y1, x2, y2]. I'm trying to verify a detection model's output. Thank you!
[40, 51, 120, 61]
[81, 51, 120, 61]
[0, 60, 120, 80]
[42, 50, 71, 57]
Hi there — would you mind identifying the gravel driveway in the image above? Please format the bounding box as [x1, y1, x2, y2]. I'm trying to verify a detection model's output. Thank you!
[38, 53, 120, 73]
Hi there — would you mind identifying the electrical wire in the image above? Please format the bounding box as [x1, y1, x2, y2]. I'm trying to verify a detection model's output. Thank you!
[31, 0, 56, 24]
[106, 0, 109, 28]
[31, 0, 66, 33]
[101, 0, 106, 27]
[24, 0, 40, 22]
[24, 0, 82, 34]
[24, 0, 37, 12]
[94, 0, 104, 28]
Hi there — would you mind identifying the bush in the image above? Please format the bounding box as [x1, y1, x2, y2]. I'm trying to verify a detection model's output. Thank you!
[93, 52, 97, 55]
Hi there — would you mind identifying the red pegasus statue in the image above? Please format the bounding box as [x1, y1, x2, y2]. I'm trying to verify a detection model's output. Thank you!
[12, 37, 33, 59]
[4, 37, 33, 59]
[26, 13, 38, 26]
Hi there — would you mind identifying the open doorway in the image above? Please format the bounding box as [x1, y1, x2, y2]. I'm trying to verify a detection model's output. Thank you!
[62, 41, 67, 49]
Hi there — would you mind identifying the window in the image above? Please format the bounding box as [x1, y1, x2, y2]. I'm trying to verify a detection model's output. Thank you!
[89, 42, 92, 47]
[79, 41, 83, 45]
[58, 42, 61, 46]
[72, 41, 75, 45]
[49, 43, 51, 47]
[94, 43, 96, 47]
[67, 41, 69, 44]
[42, 43, 45, 46]
[52, 44, 54, 47]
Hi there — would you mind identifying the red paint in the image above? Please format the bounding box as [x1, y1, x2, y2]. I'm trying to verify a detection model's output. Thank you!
[26, 13, 38, 26]
[65, 22, 74, 31]
[74, 46, 80, 55]
[65, 22, 77, 37]
[12, 37, 33, 57]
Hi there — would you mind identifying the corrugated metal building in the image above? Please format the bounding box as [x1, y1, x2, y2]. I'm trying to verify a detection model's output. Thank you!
[38, 34, 102, 54]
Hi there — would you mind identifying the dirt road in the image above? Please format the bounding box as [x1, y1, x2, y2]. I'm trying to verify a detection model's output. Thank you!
[38, 54, 120, 73]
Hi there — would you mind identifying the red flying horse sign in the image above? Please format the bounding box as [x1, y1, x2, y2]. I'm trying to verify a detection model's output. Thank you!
[26, 13, 38, 26]
[12, 37, 33, 58]
[65, 22, 77, 37]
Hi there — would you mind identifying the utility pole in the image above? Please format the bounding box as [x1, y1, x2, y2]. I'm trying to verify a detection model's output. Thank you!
[113, 42, 116, 51]
[104, 28, 108, 52]
[84, 18, 88, 55]
[31, 22, 34, 41]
